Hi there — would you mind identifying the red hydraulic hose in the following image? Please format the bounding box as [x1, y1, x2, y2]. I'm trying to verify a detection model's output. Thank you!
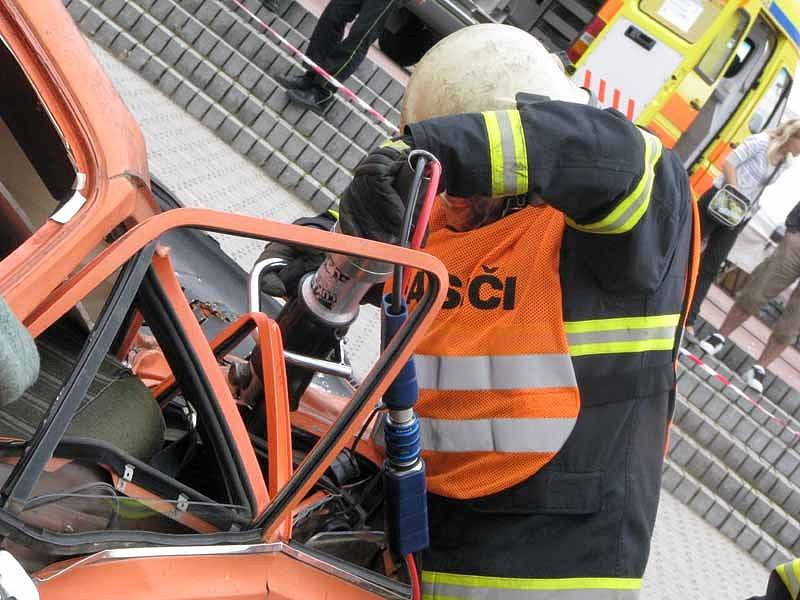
[406, 553, 421, 600]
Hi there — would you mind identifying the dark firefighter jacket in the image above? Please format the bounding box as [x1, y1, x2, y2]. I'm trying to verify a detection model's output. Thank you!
[393, 100, 700, 596]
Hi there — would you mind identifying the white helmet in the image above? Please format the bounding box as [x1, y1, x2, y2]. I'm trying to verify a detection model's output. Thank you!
[401, 24, 588, 126]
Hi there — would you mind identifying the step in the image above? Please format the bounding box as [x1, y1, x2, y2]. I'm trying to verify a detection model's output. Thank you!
[98, 0, 371, 169]
[679, 346, 800, 432]
[691, 318, 800, 419]
[676, 368, 800, 490]
[67, 0, 342, 211]
[143, 0, 400, 138]
[84, 0, 408, 202]
[669, 415, 800, 554]
[678, 352, 800, 449]
[662, 453, 793, 569]
[671, 394, 798, 543]
[207, 0, 403, 121]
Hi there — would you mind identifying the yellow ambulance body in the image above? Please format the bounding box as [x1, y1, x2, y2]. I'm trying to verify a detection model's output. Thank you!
[568, 0, 800, 195]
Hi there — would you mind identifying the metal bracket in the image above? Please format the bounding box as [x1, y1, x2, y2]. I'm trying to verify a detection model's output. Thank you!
[116, 464, 135, 493]
[176, 494, 189, 513]
[182, 403, 198, 429]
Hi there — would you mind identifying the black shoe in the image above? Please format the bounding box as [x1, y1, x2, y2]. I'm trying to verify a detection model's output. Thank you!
[275, 73, 314, 90]
[698, 333, 726, 356]
[287, 86, 335, 115]
[744, 364, 766, 394]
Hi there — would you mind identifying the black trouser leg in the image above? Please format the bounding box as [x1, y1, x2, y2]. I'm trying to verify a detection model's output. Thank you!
[307, 0, 401, 87]
[305, 0, 363, 65]
[687, 188, 748, 326]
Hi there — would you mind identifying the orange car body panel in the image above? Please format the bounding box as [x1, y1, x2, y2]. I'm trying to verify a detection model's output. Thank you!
[0, 1, 156, 321]
[35, 546, 388, 600]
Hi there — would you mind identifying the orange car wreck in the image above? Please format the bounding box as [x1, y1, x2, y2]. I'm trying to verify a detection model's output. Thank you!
[0, 1, 447, 598]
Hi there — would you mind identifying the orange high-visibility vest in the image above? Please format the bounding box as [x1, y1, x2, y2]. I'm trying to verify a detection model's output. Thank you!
[414, 202, 580, 499]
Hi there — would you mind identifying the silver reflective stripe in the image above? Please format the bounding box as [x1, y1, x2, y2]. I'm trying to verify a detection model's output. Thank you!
[566, 326, 676, 346]
[496, 110, 522, 196]
[419, 416, 576, 453]
[415, 354, 576, 391]
[422, 582, 641, 599]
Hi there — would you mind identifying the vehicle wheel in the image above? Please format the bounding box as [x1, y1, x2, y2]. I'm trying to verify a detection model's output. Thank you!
[379, 14, 438, 67]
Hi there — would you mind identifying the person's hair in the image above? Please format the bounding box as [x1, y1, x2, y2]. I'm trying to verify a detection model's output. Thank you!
[766, 119, 800, 164]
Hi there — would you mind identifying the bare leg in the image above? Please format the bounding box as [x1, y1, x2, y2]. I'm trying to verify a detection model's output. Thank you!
[758, 334, 788, 368]
[718, 303, 751, 337]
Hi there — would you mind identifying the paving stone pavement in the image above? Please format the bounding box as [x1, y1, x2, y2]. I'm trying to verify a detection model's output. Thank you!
[645, 490, 768, 598]
[89, 40, 772, 598]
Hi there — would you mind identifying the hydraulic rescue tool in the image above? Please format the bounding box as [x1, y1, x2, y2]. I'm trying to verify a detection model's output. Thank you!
[265, 151, 441, 586]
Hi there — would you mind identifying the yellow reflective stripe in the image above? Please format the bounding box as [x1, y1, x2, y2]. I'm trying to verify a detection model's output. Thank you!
[566, 129, 662, 235]
[777, 559, 800, 599]
[483, 111, 506, 197]
[565, 314, 680, 355]
[327, 208, 340, 220]
[793, 559, 800, 599]
[379, 138, 411, 152]
[564, 314, 681, 334]
[422, 571, 642, 591]
[568, 338, 675, 357]
[508, 109, 529, 195]
[482, 110, 529, 197]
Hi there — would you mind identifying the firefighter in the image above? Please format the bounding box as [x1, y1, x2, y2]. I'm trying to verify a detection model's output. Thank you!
[260, 24, 699, 598]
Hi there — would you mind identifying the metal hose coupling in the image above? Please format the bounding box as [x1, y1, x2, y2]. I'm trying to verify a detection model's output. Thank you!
[384, 409, 422, 469]
[299, 225, 392, 329]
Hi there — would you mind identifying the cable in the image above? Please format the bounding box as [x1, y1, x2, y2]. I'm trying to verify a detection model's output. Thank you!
[406, 553, 421, 600]
[350, 405, 381, 453]
[24, 482, 120, 512]
[24, 482, 122, 531]
[403, 159, 442, 294]
[392, 156, 428, 314]
[408, 160, 442, 252]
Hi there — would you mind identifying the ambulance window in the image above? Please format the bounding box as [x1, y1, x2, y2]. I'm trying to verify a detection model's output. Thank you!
[695, 10, 749, 83]
[749, 68, 792, 133]
[639, 0, 723, 43]
[723, 39, 754, 79]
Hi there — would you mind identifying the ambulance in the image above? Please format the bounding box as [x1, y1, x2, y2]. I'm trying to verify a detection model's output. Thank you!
[567, 0, 800, 195]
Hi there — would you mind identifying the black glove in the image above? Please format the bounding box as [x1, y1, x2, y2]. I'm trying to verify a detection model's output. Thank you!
[257, 214, 334, 297]
[339, 146, 409, 244]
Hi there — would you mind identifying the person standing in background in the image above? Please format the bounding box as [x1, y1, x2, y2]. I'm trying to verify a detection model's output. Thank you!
[697, 200, 800, 393]
[273, 0, 412, 114]
[686, 121, 800, 343]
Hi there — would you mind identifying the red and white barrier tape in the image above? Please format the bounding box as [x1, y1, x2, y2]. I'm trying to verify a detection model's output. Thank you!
[679, 347, 800, 440]
[230, 0, 400, 134]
